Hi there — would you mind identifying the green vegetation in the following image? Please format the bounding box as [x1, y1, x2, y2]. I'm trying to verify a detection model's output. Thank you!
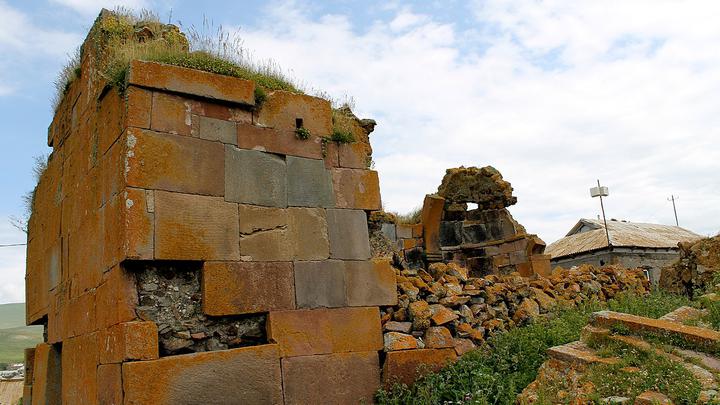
[0, 304, 43, 364]
[10, 154, 49, 233]
[586, 341, 701, 404]
[295, 127, 311, 140]
[394, 207, 422, 225]
[376, 290, 694, 405]
[606, 288, 694, 318]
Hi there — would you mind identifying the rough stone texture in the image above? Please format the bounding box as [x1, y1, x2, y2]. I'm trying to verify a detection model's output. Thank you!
[436, 166, 516, 208]
[99, 321, 159, 364]
[332, 168, 382, 210]
[345, 259, 398, 306]
[62, 333, 99, 405]
[267, 307, 382, 357]
[96, 364, 123, 405]
[128, 60, 255, 105]
[286, 156, 334, 207]
[95, 265, 138, 331]
[661, 235, 720, 295]
[236, 123, 324, 159]
[281, 351, 380, 405]
[326, 209, 371, 260]
[256, 91, 332, 136]
[131, 262, 267, 355]
[225, 146, 287, 207]
[203, 261, 295, 315]
[288, 208, 330, 260]
[122, 344, 283, 405]
[191, 115, 237, 144]
[294, 261, 346, 309]
[424, 326, 454, 349]
[421, 195, 446, 254]
[30, 344, 62, 405]
[384, 332, 419, 351]
[150, 91, 192, 136]
[338, 142, 371, 169]
[382, 349, 458, 387]
[154, 191, 240, 260]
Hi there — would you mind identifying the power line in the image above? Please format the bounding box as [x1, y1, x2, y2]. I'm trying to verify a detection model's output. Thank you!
[0, 243, 26, 248]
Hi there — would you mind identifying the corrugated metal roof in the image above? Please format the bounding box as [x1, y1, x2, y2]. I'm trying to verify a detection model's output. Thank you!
[545, 219, 703, 259]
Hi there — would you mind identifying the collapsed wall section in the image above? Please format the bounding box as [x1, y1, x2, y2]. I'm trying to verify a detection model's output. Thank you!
[24, 11, 396, 405]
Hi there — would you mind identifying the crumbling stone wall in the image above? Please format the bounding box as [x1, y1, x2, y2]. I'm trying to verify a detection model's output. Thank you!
[24, 10, 395, 405]
[660, 235, 720, 296]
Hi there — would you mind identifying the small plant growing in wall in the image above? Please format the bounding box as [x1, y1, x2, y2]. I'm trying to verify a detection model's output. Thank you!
[295, 126, 311, 140]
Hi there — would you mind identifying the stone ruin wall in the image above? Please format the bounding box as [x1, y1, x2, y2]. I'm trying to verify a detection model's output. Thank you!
[23, 12, 395, 405]
[22, 12, 560, 405]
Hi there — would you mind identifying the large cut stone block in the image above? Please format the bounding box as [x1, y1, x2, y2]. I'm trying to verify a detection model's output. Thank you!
[345, 259, 398, 306]
[203, 262, 295, 316]
[97, 364, 123, 405]
[256, 91, 332, 136]
[338, 142, 371, 169]
[382, 348, 457, 387]
[326, 209, 371, 260]
[332, 168, 381, 210]
[282, 351, 380, 405]
[150, 91, 192, 136]
[267, 307, 382, 357]
[62, 333, 99, 405]
[65, 290, 96, 338]
[286, 156, 334, 207]
[128, 60, 255, 105]
[95, 265, 138, 330]
[225, 146, 287, 207]
[236, 123, 323, 159]
[99, 321, 159, 364]
[293, 261, 346, 308]
[154, 191, 240, 260]
[288, 207, 330, 260]
[191, 114, 237, 144]
[125, 128, 225, 196]
[31, 344, 62, 405]
[122, 344, 283, 405]
[421, 194, 446, 254]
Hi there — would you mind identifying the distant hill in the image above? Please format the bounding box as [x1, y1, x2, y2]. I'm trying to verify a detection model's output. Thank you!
[0, 303, 43, 364]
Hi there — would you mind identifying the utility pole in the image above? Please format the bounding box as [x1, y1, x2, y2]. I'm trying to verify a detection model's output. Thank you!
[590, 180, 611, 248]
[668, 195, 679, 226]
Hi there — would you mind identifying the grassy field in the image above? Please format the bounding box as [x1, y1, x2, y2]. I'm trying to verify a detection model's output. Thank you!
[0, 303, 43, 365]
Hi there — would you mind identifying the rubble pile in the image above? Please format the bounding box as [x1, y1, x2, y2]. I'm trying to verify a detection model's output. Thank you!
[380, 264, 649, 354]
[660, 235, 720, 296]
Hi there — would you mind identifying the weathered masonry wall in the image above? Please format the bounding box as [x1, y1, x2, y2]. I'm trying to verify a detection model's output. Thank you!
[552, 248, 679, 285]
[24, 13, 395, 405]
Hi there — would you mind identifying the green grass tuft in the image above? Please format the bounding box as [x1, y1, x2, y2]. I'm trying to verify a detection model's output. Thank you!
[295, 127, 311, 140]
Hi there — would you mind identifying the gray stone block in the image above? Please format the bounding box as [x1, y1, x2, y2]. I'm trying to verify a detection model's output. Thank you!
[326, 209, 371, 260]
[294, 261, 346, 308]
[286, 156, 334, 207]
[225, 146, 287, 207]
[194, 115, 237, 144]
[381, 223, 397, 241]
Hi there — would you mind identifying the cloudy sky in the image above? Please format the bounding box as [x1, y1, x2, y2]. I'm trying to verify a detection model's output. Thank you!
[1, 0, 719, 304]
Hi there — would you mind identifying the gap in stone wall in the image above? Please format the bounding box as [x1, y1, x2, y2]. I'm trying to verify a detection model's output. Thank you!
[124, 260, 267, 356]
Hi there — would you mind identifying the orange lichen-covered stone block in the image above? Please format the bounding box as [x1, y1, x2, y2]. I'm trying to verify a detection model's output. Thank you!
[332, 168, 381, 210]
[122, 344, 282, 405]
[128, 60, 255, 105]
[97, 364, 123, 405]
[591, 311, 720, 348]
[125, 85, 152, 129]
[345, 259, 398, 306]
[338, 142, 370, 169]
[282, 351, 380, 405]
[99, 321, 159, 364]
[203, 261, 295, 316]
[32, 343, 62, 405]
[62, 332, 100, 405]
[256, 90, 332, 136]
[24, 348, 35, 384]
[124, 128, 225, 196]
[154, 191, 240, 260]
[421, 194, 445, 254]
[95, 265, 138, 330]
[237, 123, 323, 159]
[65, 291, 96, 338]
[122, 188, 155, 260]
[267, 307, 383, 357]
[382, 348, 458, 387]
[150, 91, 192, 136]
[68, 210, 103, 298]
[530, 254, 552, 277]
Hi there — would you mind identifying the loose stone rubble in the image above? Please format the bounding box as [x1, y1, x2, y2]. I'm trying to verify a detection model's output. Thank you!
[661, 235, 720, 296]
[132, 262, 266, 355]
[380, 264, 650, 355]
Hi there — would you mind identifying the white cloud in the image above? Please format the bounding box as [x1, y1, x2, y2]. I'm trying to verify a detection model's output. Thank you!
[49, 0, 149, 16]
[0, 1, 81, 57]
[235, 1, 720, 243]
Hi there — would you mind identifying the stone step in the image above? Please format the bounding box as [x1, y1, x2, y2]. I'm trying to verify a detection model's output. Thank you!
[659, 306, 704, 324]
[675, 348, 720, 373]
[609, 334, 717, 391]
[590, 311, 720, 352]
[547, 341, 619, 367]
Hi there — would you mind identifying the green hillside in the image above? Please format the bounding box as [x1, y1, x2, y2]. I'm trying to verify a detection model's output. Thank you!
[0, 303, 43, 364]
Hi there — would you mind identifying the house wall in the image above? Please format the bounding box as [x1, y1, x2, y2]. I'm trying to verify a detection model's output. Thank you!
[551, 248, 679, 285]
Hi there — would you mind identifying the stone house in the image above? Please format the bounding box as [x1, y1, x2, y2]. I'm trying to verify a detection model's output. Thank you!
[546, 218, 702, 284]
